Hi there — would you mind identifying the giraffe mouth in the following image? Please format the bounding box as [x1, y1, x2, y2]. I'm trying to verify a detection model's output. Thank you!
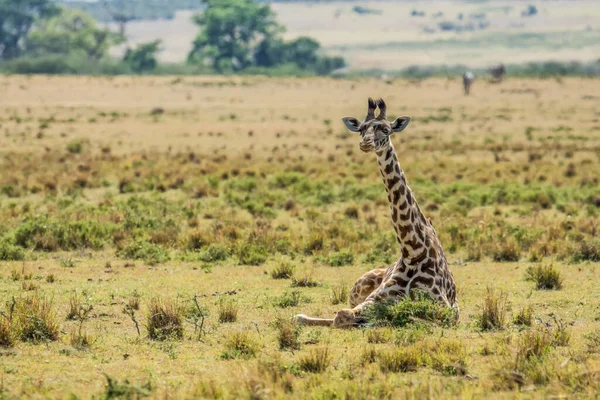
[359, 141, 374, 152]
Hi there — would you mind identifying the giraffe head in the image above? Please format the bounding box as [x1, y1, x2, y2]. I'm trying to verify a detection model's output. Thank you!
[332, 308, 356, 328]
[342, 98, 411, 153]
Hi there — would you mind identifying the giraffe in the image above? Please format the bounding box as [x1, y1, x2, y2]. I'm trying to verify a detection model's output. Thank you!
[296, 98, 459, 328]
[462, 71, 475, 95]
[489, 64, 506, 83]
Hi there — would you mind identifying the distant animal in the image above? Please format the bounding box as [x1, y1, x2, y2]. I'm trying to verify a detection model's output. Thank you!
[296, 98, 459, 328]
[489, 64, 506, 83]
[462, 71, 475, 95]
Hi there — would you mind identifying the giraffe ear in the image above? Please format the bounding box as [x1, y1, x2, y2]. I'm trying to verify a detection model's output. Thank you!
[390, 116, 411, 132]
[342, 117, 361, 132]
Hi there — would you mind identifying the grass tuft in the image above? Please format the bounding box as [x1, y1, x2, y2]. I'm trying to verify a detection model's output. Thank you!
[146, 297, 183, 341]
[297, 347, 331, 373]
[525, 264, 563, 290]
[513, 305, 534, 327]
[14, 293, 59, 343]
[329, 283, 349, 305]
[273, 290, 309, 308]
[475, 287, 508, 331]
[272, 316, 302, 350]
[270, 263, 295, 279]
[217, 298, 238, 323]
[220, 331, 259, 359]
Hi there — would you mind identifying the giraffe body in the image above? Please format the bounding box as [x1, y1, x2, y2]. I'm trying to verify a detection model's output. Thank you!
[296, 98, 458, 328]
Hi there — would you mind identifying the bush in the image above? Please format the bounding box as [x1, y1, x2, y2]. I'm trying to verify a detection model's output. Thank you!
[326, 250, 354, 266]
[364, 291, 456, 328]
[197, 244, 229, 262]
[13, 216, 112, 251]
[524, 264, 563, 290]
[236, 242, 268, 265]
[146, 297, 183, 341]
[0, 315, 14, 347]
[475, 287, 508, 331]
[571, 239, 600, 263]
[67, 140, 83, 154]
[117, 239, 170, 265]
[492, 238, 521, 262]
[15, 293, 59, 343]
[0, 239, 25, 261]
[273, 291, 308, 308]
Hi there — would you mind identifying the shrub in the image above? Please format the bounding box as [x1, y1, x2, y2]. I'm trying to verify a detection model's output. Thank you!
[525, 264, 563, 290]
[273, 291, 308, 308]
[218, 298, 238, 323]
[302, 233, 324, 255]
[146, 297, 183, 341]
[291, 271, 319, 287]
[364, 291, 456, 328]
[272, 316, 301, 350]
[297, 347, 331, 373]
[236, 242, 268, 265]
[475, 287, 508, 331]
[326, 250, 354, 266]
[0, 316, 14, 347]
[220, 331, 259, 359]
[330, 283, 349, 305]
[492, 238, 521, 262]
[101, 374, 153, 399]
[0, 239, 25, 261]
[13, 216, 112, 251]
[67, 140, 83, 154]
[15, 293, 59, 343]
[197, 244, 230, 262]
[117, 239, 170, 266]
[571, 239, 600, 263]
[270, 263, 295, 279]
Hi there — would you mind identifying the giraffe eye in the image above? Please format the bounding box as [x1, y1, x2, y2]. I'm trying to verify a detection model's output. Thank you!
[383, 128, 391, 135]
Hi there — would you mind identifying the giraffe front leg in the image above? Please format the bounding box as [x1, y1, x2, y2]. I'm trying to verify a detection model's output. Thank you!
[295, 314, 334, 327]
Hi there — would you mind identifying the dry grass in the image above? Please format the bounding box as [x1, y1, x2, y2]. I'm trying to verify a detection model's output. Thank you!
[0, 76, 599, 398]
[146, 297, 183, 341]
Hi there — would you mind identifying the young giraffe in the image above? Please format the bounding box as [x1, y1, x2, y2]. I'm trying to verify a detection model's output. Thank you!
[296, 98, 459, 328]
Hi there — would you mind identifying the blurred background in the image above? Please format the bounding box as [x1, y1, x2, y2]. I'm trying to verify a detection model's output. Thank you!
[1, 0, 599, 77]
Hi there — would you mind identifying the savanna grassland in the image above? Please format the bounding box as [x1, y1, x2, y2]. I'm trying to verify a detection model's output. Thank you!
[0, 75, 600, 399]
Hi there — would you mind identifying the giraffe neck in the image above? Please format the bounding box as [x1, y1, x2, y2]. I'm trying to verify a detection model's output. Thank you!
[376, 143, 430, 263]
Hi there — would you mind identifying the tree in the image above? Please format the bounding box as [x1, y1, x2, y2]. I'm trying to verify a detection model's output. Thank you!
[188, 0, 282, 72]
[284, 37, 320, 68]
[0, 0, 58, 59]
[26, 7, 122, 60]
[123, 40, 161, 73]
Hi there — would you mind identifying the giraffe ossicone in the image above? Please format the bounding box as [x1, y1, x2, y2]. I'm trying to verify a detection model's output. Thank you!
[296, 98, 459, 328]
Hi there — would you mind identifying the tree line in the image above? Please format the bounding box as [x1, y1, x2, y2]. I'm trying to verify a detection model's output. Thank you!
[0, 0, 345, 75]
